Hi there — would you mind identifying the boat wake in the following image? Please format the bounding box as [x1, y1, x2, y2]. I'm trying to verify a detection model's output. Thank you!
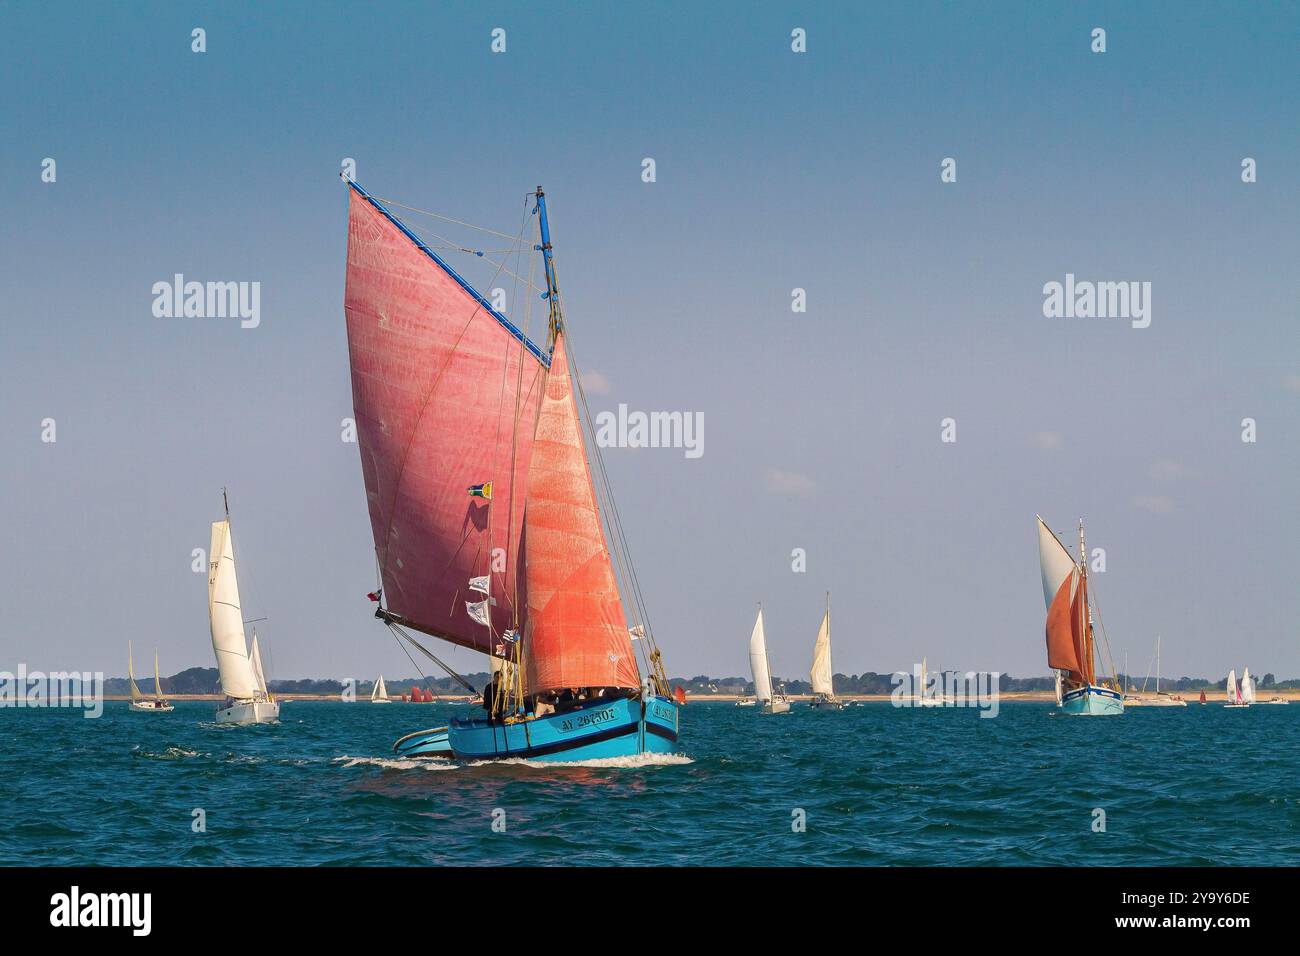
[333, 754, 456, 772]
[475, 752, 694, 770]
[334, 752, 692, 771]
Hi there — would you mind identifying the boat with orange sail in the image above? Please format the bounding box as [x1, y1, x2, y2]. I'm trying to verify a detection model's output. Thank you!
[342, 177, 679, 761]
[1036, 516, 1124, 716]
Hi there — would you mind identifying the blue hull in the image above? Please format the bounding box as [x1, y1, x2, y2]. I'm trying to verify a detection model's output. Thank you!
[1060, 685, 1124, 715]
[392, 726, 452, 758]
[448, 694, 679, 762]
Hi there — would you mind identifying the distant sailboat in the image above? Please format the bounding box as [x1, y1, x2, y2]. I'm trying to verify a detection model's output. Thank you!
[208, 490, 280, 724]
[1199, 689, 1207, 705]
[1124, 636, 1186, 707]
[749, 606, 789, 714]
[1037, 516, 1124, 715]
[1241, 667, 1256, 705]
[808, 592, 844, 710]
[914, 657, 951, 707]
[1224, 668, 1248, 708]
[127, 642, 174, 713]
[371, 674, 392, 704]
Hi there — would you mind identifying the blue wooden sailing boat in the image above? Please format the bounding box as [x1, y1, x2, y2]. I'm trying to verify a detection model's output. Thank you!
[343, 178, 680, 761]
[1037, 516, 1124, 716]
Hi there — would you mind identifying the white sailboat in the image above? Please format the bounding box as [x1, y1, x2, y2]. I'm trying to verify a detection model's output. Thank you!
[209, 490, 280, 724]
[808, 592, 844, 709]
[1224, 668, 1248, 708]
[127, 642, 174, 712]
[915, 656, 951, 707]
[371, 674, 392, 703]
[1124, 635, 1187, 707]
[1241, 667, 1256, 705]
[749, 606, 789, 714]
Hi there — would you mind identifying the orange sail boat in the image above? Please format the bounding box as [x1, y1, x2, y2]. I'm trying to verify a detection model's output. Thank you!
[1037, 516, 1124, 715]
[342, 177, 678, 761]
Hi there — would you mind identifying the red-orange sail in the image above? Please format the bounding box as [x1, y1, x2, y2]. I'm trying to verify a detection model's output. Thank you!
[523, 333, 640, 693]
[343, 183, 546, 651]
[1045, 570, 1084, 682]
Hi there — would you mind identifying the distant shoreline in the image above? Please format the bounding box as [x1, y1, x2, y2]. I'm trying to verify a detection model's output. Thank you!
[102, 688, 1300, 703]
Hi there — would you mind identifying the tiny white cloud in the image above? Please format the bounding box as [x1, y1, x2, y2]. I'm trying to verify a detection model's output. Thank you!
[1029, 431, 1064, 451]
[581, 370, 612, 395]
[1133, 495, 1175, 515]
[764, 468, 817, 498]
[1148, 459, 1186, 482]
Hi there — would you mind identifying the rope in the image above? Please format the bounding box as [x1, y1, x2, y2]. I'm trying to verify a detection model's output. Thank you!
[387, 621, 479, 695]
[371, 197, 520, 241]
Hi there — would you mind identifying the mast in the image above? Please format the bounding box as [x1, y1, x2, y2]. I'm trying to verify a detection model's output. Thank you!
[1078, 518, 1091, 686]
[154, 649, 162, 699]
[535, 187, 562, 345]
[1155, 635, 1161, 694]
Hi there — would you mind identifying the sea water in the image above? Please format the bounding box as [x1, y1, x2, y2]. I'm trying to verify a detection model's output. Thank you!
[2, 700, 1296, 865]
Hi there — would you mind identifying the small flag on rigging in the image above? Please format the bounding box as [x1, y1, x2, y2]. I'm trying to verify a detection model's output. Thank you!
[465, 600, 491, 626]
[468, 575, 489, 594]
[467, 482, 493, 500]
[366, 590, 382, 603]
[501, 629, 519, 644]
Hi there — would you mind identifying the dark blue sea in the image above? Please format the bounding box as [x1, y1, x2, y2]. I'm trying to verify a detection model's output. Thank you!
[3, 700, 1297, 866]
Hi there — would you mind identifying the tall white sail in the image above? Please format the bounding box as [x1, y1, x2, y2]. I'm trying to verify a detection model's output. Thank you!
[372, 674, 389, 702]
[128, 641, 143, 702]
[153, 649, 163, 698]
[1241, 667, 1255, 704]
[1226, 668, 1238, 703]
[249, 631, 268, 696]
[208, 520, 261, 700]
[1037, 516, 1077, 610]
[810, 604, 833, 697]
[749, 608, 773, 703]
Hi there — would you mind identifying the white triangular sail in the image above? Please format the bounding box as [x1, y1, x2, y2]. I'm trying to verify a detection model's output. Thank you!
[128, 641, 143, 702]
[153, 649, 163, 699]
[1037, 516, 1077, 610]
[208, 520, 261, 700]
[749, 608, 773, 703]
[249, 630, 268, 696]
[1227, 668, 1238, 703]
[1241, 667, 1255, 704]
[371, 674, 389, 702]
[810, 602, 833, 697]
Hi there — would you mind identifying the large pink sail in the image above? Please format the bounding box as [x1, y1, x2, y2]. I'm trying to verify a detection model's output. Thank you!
[343, 183, 546, 651]
[523, 334, 640, 693]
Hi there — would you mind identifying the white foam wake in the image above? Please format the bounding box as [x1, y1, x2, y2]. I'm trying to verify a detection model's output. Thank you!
[333, 754, 456, 771]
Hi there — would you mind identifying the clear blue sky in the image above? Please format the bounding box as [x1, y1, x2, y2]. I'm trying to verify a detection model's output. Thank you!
[2, 1, 1296, 683]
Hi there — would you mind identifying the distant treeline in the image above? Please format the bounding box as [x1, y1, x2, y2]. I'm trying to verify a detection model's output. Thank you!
[102, 667, 1300, 697]
[674, 672, 1300, 696]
